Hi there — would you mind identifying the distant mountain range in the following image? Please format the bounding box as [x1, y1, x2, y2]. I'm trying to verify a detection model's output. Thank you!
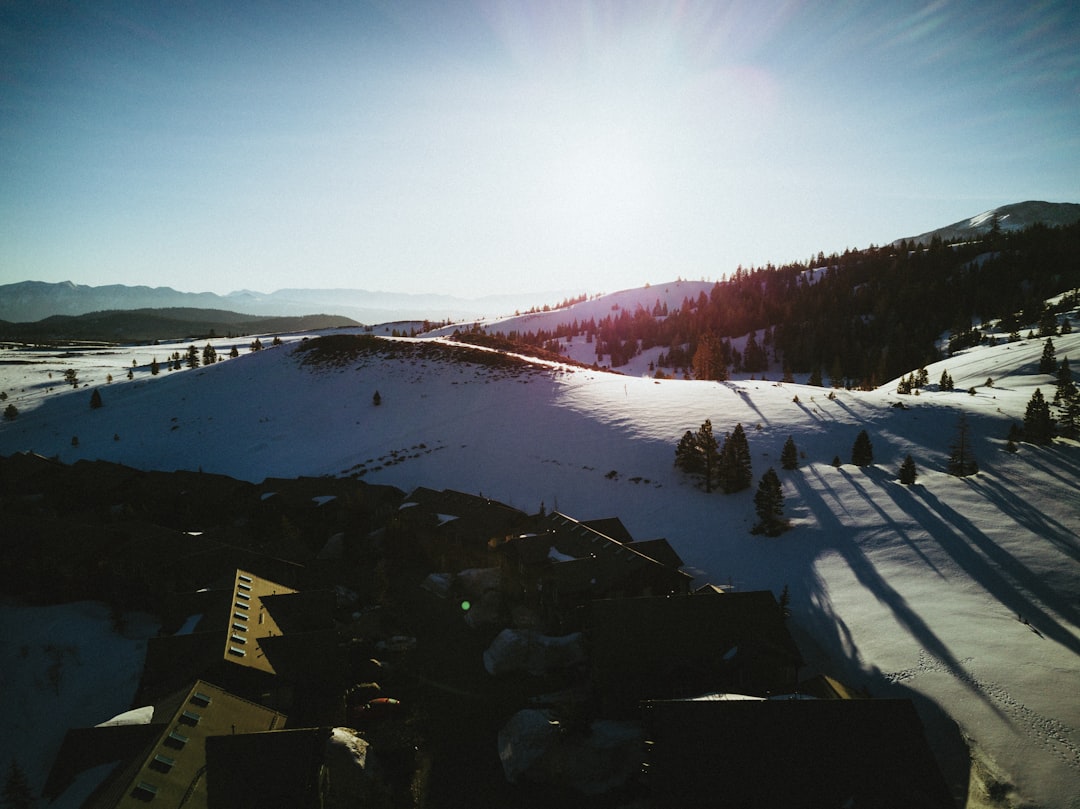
[895, 200, 1080, 246]
[2, 201, 1077, 327]
[0, 281, 576, 326]
[0, 308, 360, 344]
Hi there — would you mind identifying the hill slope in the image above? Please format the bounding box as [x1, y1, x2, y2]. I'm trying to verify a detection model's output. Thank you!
[1, 325, 1079, 807]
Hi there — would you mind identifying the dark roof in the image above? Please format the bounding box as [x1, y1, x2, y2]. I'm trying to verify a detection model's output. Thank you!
[641, 698, 956, 808]
[205, 728, 329, 809]
[137, 632, 225, 704]
[580, 517, 634, 542]
[259, 628, 342, 684]
[589, 592, 802, 710]
[528, 512, 688, 579]
[590, 591, 801, 667]
[261, 589, 335, 633]
[44, 724, 164, 802]
[402, 487, 527, 535]
[624, 538, 684, 569]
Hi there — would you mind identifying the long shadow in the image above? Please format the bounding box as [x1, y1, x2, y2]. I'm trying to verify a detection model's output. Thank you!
[965, 474, 1080, 565]
[720, 381, 770, 427]
[844, 469, 948, 579]
[1013, 443, 1080, 492]
[793, 468, 1006, 720]
[909, 486, 1080, 655]
[774, 470, 973, 804]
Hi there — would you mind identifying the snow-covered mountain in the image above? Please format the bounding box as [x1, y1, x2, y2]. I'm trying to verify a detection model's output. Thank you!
[2, 296, 1079, 807]
[897, 200, 1080, 246]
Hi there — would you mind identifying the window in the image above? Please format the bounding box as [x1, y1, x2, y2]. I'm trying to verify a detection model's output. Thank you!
[238, 582, 252, 592]
[232, 623, 247, 632]
[236, 591, 250, 601]
[238, 573, 253, 583]
[150, 753, 176, 772]
[133, 781, 158, 799]
[234, 611, 248, 621]
[180, 710, 201, 725]
[165, 730, 189, 749]
[191, 691, 213, 707]
[228, 646, 246, 657]
[230, 633, 246, 644]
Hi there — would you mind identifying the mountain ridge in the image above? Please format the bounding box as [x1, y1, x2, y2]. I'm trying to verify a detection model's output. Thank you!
[896, 200, 1080, 246]
[3, 201, 1078, 326]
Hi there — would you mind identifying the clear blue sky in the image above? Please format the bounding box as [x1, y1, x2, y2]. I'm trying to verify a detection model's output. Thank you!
[2, 1, 1078, 298]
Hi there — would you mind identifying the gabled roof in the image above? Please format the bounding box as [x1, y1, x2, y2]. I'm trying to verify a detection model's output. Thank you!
[506, 513, 692, 599]
[641, 698, 955, 808]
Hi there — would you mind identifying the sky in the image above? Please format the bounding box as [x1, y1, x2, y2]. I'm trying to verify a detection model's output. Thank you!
[1, 1, 1078, 299]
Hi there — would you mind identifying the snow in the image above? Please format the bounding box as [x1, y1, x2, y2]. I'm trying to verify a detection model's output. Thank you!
[95, 705, 154, 726]
[2, 312, 1080, 806]
[0, 601, 158, 803]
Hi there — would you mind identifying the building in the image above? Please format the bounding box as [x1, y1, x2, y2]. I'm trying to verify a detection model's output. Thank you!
[589, 591, 803, 716]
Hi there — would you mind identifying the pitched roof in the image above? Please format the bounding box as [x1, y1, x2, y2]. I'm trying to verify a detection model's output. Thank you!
[641, 698, 955, 808]
[624, 538, 684, 569]
[515, 512, 691, 591]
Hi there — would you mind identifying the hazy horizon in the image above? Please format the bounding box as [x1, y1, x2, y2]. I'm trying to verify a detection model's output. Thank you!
[2, 1, 1078, 298]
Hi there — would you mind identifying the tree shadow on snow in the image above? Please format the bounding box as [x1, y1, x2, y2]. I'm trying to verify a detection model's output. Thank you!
[783, 468, 974, 804]
[897, 485, 1080, 655]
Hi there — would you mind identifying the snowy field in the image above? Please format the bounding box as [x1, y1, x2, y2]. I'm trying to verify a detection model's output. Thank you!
[1, 308, 1079, 807]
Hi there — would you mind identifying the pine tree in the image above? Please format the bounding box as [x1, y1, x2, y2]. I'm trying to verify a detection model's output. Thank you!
[186, 345, 200, 369]
[1023, 388, 1054, 444]
[1055, 389, 1080, 440]
[1053, 357, 1075, 404]
[1039, 338, 1056, 374]
[2, 760, 35, 809]
[947, 413, 978, 476]
[1037, 309, 1059, 337]
[674, 430, 700, 474]
[373, 390, 382, 406]
[696, 419, 720, 492]
[674, 420, 720, 492]
[719, 423, 752, 493]
[939, 370, 954, 391]
[752, 468, 787, 536]
[780, 436, 799, 470]
[851, 429, 874, 467]
[3, 403, 17, 421]
[202, 343, 217, 365]
[150, 357, 159, 375]
[897, 454, 917, 485]
[229, 345, 240, 358]
[89, 389, 103, 409]
[808, 366, 823, 387]
[778, 584, 791, 619]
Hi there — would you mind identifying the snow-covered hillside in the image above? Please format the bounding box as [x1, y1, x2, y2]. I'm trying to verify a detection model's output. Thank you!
[2, 317, 1079, 808]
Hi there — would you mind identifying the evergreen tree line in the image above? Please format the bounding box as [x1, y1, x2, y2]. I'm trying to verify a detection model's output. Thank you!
[493, 221, 1080, 386]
